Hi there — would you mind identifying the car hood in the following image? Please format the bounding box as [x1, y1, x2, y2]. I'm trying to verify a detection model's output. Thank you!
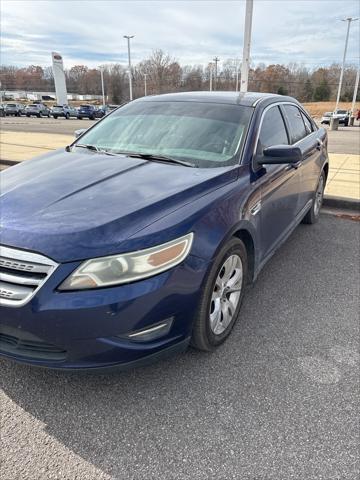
[0, 149, 235, 262]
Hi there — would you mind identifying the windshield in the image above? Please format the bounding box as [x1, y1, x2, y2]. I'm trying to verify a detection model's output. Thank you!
[6, 104, 16, 107]
[75, 100, 253, 168]
[80, 105, 91, 108]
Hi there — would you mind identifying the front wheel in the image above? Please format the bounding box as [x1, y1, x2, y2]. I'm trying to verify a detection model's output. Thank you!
[65, 113, 70, 119]
[302, 171, 326, 224]
[191, 238, 248, 351]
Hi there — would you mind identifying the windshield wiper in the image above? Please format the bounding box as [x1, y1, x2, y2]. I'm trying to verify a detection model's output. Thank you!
[73, 144, 115, 155]
[119, 152, 195, 167]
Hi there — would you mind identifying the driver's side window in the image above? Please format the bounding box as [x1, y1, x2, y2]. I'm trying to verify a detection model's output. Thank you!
[258, 106, 289, 154]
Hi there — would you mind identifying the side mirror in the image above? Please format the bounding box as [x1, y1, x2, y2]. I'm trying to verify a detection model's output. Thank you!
[74, 128, 87, 139]
[260, 145, 303, 165]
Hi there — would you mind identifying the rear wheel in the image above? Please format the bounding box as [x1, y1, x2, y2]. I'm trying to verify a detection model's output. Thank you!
[78, 116, 82, 120]
[53, 115, 57, 119]
[37, 113, 41, 118]
[65, 113, 70, 119]
[191, 238, 248, 351]
[302, 171, 325, 224]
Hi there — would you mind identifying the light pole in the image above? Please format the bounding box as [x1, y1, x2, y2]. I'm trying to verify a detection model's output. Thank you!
[213, 57, 219, 90]
[334, 17, 359, 114]
[124, 35, 134, 101]
[350, 67, 359, 124]
[99, 66, 105, 106]
[240, 0, 253, 92]
[209, 63, 214, 91]
[144, 73, 148, 96]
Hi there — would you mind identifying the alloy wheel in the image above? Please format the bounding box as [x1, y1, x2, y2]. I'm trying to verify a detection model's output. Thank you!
[314, 175, 324, 216]
[209, 254, 243, 335]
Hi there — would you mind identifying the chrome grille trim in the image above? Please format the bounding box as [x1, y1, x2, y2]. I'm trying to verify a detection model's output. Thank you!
[0, 246, 58, 308]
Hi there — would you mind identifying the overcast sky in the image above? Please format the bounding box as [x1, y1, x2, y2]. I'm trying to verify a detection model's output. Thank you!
[1, 0, 359, 69]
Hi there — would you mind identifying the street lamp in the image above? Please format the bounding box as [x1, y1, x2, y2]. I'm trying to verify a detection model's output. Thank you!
[99, 66, 105, 106]
[213, 57, 219, 90]
[144, 73, 148, 96]
[334, 17, 359, 114]
[240, 0, 254, 93]
[124, 35, 134, 101]
[209, 63, 214, 91]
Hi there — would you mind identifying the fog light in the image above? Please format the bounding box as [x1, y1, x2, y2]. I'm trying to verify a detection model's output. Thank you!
[125, 318, 174, 342]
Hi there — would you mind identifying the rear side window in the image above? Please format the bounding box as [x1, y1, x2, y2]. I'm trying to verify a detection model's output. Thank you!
[301, 112, 313, 134]
[283, 105, 307, 144]
[258, 106, 288, 151]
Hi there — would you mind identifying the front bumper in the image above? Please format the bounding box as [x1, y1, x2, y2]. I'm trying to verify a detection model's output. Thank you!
[0, 254, 209, 370]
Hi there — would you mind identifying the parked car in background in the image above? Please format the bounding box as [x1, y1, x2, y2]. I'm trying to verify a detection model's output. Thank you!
[25, 103, 51, 118]
[0, 92, 328, 370]
[77, 104, 99, 120]
[96, 106, 109, 117]
[320, 112, 333, 124]
[4, 103, 25, 116]
[51, 105, 78, 119]
[321, 109, 350, 126]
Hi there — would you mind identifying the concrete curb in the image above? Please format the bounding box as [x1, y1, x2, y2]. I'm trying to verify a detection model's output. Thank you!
[0, 159, 20, 166]
[323, 195, 360, 211]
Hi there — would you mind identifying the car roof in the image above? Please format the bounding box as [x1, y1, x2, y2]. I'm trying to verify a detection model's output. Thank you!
[136, 91, 299, 107]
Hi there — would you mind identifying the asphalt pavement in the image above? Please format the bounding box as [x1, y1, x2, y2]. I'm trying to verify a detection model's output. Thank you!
[1, 213, 359, 480]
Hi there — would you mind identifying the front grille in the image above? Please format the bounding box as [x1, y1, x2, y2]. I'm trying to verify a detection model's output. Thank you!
[0, 246, 58, 307]
[0, 328, 66, 361]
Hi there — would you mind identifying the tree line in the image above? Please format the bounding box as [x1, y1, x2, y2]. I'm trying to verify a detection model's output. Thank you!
[1, 50, 358, 104]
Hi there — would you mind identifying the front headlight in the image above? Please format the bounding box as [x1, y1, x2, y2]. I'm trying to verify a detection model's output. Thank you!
[58, 233, 194, 291]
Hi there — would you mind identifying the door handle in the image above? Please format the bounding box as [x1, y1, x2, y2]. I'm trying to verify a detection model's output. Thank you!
[250, 200, 261, 216]
[316, 139, 323, 150]
[291, 161, 302, 169]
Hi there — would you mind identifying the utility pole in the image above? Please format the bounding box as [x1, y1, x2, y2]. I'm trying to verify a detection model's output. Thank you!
[124, 35, 134, 101]
[209, 63, 214, 91]
[99, 67, 105, 106]
[144, 73, 148, 96]
[213, 57, 220, 90]
[240, 0, 253, 92]
[334, 17, 358, 113]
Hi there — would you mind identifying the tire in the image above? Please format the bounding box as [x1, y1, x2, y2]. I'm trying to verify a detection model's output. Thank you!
[65, 113, 70, 119]
[302, 170, 326, 224]
[26, 114, 30, 117]
[191, 238, 248, 351]
[53, 115, 57, 119]
[37, 113, 41, 118]
[78, 116, 82, 120]
[90, 116, 95, 120]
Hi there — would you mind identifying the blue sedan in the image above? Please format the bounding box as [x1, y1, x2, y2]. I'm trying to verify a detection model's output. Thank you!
[0, 92, 328, 370]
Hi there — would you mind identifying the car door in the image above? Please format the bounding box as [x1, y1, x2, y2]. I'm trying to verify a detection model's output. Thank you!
[282, 104, 322, 210]
[253, 104, 301, 260]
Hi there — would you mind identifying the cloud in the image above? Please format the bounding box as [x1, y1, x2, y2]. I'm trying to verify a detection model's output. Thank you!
[1, 0, 359, 69]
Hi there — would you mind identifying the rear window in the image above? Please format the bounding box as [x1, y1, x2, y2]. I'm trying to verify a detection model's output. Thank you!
[283, 105, 307, 144]
[301, 112, 314, 134]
